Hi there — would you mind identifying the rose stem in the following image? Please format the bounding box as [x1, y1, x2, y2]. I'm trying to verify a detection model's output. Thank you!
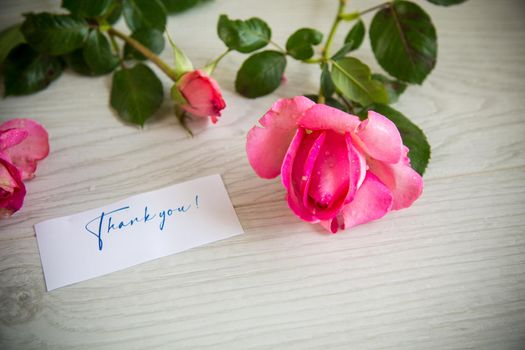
[318, 0, 348, 104]
[107, 27, 178, 81]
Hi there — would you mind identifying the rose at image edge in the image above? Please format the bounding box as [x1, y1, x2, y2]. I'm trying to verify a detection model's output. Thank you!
[0, 118, 50, 218]
[0, 155, 26, 218]
[246, 96, 423, 233]
[0, 118, 50, 180]
[176, 70, 226, 124]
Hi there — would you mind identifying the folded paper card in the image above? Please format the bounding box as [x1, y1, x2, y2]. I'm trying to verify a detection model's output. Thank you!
[35, 174, 244, 291]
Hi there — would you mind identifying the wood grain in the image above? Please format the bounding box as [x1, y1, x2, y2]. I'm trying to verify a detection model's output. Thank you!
[1, 0, 524, 349]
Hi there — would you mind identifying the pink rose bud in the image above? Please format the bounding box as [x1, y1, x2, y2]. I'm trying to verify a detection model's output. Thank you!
[177, 70, 226, 124]
[246, 96, 423, 233]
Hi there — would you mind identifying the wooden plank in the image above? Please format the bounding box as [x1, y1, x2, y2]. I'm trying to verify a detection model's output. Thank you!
[1, 0, 524, 349]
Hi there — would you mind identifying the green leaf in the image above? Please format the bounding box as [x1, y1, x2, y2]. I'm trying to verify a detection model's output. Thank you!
[0, 24, 26, 66]
[64, 49, 97, 76]
[360, 103, 430, 175]
[83, 30, 119, 74]
[217, 15, 271, 53]
[427, 0, 467, 6]
[123, 0, 167, 32]
[110, 63, 164, 126]
[62, 0, 113, 18]
[285, 28, 323, 60]
[21, 13, 89, 55]
[344, 19, 365, 52]
[320, 63, 335, 97]
[331, 57, 388, 106]
[304, 94, 348, 112]
[161, 0, 211, 13]
[235, 50, 286, 98]
[106, 3, 123, 24]
[372, 73, 407, 104]
[124, 28, 165, 61]
[3, 44, 64, 96]
[330, 42, 354, 61]
[370, 1, 437, 84]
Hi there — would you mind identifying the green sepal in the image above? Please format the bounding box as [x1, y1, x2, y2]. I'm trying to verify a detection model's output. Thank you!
[170, 84, 188, 105]
[167, 33, 193, 79]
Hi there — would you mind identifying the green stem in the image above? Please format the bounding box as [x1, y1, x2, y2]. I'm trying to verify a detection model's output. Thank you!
[304, 58, 323, 64]
[319, 0, 347, 104]
[203, 49, 231, 75]
[337, 92, 355, 113]
[318, 85, 325, 104]
[321, 0, 347, 60]
[359, 2, 390, 16]
[108, 27, 178, 81]
[108, 32, 125, 68]
[108, 32, 119, 53]
[270, 40, 286, 53]
[100, 1, 119, 21]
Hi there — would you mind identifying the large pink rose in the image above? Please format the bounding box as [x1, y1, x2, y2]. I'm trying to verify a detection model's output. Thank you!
[177, 70, 226, 124]
[246, 96, 423, 233]
[0, 118, 49, 218]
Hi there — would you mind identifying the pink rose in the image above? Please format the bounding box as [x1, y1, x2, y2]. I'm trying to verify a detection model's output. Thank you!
[1, 118, 49, 180]
[0, 118, 49, 218]
[177, 70, 226, 124]
[246, 96, 423, 233]
[0, 155, 26, 218]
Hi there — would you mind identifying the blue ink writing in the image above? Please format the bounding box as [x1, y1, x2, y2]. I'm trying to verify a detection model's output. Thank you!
[84, 199, 197, 251]
[85, 206, 129, 251]
[158, 204, 191, 231]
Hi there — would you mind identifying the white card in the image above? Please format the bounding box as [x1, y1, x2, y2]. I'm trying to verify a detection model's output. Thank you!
[35, 174, 244, 291]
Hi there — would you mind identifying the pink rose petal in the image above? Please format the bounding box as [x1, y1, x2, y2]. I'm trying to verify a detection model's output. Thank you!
[0, 128, 28, 151]
[306, 131, 347, 211]
[320, 215, 340, 234]
[302, 131, 361, 221]
[0, 119, 49, 180]
[0, 155, 26, 218]
[282, 129, 366, 223]
[368, 158, 423, 210]
[298, 132, 326, 209]
[354, 111, 402, 164]
[345, 133, 367, 202]
[298, 103, 360, 134]
[247, 96, 315, 179]
[282, 128, 323, 222]
[341, 172, 393, 229]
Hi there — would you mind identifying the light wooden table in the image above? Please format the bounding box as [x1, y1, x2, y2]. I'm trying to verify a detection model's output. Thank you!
[1, 0, 524, 349]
